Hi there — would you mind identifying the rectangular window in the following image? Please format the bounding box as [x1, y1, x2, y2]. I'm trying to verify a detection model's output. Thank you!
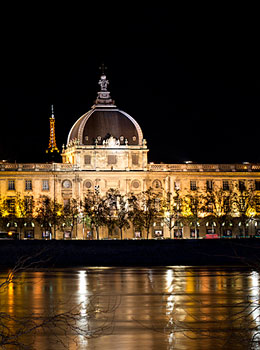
[63, 199, 70, 209]
[108, 155, 117, 165]
[24, 196, 33, 213]
[84, 155, 91, 165]
[8, 180, 15, 191]
[132, 154, 139, 165]
[223, 196, 230, 212]
[256, 196, 260, 212]
[190, 180, 197, 191]
[25, 180, 32, 191]
[207, 203, 214, 213]
[239, 196, 247, 211]
[206, 180, 213, 191]
[239, 180, 246, 191]
[255, 181, 260, 191]
[223, 180, 229, 191]
[42, 180, 49, 191]
[6, 197, 15, 214]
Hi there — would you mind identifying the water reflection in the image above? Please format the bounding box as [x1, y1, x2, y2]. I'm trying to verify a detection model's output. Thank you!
[249, 271, 260, 346]
[77, 270, 89, 347]
[0, 267, 260, 349]
[7, 279, 14, 317]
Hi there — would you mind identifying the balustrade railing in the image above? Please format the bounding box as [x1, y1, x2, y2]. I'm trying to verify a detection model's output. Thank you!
[0, 163, 74, 171]
[148, 163, 259, 172]
[0, 162, 259, 172]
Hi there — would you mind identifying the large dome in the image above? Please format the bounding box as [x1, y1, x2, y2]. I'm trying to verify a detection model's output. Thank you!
[67, 74, 143, 146]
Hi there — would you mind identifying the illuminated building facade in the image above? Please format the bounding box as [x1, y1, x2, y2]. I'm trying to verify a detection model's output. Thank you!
[1, 72, 260, 239]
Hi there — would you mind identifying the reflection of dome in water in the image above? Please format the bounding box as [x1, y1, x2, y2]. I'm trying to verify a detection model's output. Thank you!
[67, 73, 143, 146]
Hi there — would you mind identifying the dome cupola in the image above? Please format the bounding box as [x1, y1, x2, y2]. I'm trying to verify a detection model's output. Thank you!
[63, 70, 148, 171]
[67, 72, 143, 147]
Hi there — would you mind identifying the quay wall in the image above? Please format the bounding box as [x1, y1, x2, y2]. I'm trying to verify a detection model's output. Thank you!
[1, 239, 260, 267]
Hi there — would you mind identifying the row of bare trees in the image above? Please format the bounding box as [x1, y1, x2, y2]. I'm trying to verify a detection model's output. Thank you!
[164, 181, 260, 238]
[0, 182, 260, 239]
[0, 189, 161, 239]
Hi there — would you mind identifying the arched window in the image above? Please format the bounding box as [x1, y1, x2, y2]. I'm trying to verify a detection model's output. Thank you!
[152, 180, 162, 189]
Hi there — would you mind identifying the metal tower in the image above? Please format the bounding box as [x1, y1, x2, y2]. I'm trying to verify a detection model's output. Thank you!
[46, 105, 59, 154]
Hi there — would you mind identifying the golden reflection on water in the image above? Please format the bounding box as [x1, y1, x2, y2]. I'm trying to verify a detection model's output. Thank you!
[7, 279, 14, 315]
[77, 270, 89, 348]
[0, 267, 260, 350]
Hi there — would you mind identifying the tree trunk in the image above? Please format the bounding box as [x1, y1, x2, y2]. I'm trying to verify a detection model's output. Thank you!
[120, 228, 123, 240]
[96, 226, 99, 240]
[146, 227, 150, 239]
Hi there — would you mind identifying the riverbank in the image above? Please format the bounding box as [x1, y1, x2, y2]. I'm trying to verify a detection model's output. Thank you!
[1, 238, 260, 267]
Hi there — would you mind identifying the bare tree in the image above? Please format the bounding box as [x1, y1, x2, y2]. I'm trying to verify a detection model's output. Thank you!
[83, 189, 106, 240]
[103, 189, 119, 238]
[116, 194, 131, 240]
[14, 193, 35, 240]
[0, 250, 118, 349]
[162, 190, 182, 239]
[0, 194, 36, 239]
[129, 188, 162, 239]
[139, 266, 260, 350]
[103, 189, 130, 239]
[61, 198, 80, 239]
[182, 188, 204, 239]
[35, 195, 63, 240]
[229, 181, 257, 237]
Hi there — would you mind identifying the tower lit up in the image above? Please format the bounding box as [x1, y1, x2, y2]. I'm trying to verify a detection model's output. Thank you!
[46, 105, 59, 155]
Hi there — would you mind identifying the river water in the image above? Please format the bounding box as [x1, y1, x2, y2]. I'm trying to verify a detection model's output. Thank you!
[0, 266, 260, 350]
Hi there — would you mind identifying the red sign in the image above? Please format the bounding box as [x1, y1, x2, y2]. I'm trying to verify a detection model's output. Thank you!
[205, 234, 219, 239]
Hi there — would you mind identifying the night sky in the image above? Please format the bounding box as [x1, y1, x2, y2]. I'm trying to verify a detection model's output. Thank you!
[0, 5, 259, 165]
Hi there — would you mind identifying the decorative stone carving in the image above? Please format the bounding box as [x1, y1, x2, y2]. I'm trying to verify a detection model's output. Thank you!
[132, 180, 140, 189]
[62, 180, 72, 189]
[152, 179, 162, 189]
[68, 138, 80, 147]
[99, 74, 109, 91]
[103, 136, 120, 147]
[84, 180, 92, 189]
